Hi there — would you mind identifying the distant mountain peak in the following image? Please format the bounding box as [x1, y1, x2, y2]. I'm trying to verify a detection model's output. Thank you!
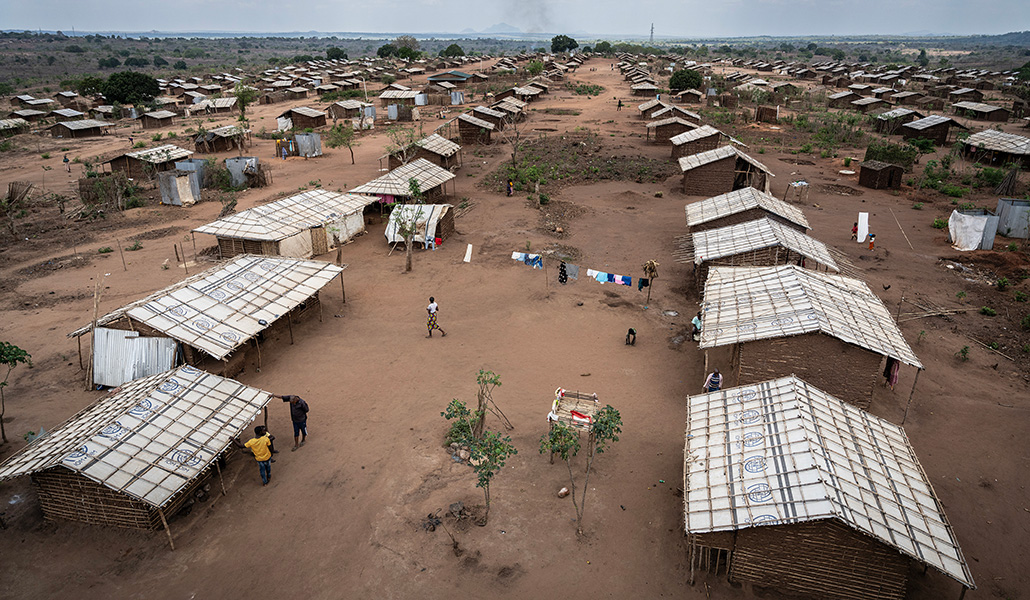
[482, 23, 522, 34]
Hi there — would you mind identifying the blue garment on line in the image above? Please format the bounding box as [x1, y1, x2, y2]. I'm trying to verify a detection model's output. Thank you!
[523, 254, 542, 269]
[607, 273, 616, 283]
[595, 271, 607, 283]
[621, 276, 632, 287]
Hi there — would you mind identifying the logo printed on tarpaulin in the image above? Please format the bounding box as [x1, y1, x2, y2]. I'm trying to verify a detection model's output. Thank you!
[733, 388, 758, 403]
[736, 409, 761, 425]
[747, 483, 773, 503]
[129, 398, 156, 418]
[100, 421, 128, 439]
[219, 331, 240, 343]
[192, 319, 213, 331]
[738, 431, 764, 448]
[167, 448, 204, 472]
[158, 378, 181, 393]
[743, 455, 767, 473]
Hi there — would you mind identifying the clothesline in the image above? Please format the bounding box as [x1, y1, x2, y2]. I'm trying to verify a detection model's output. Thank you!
[510, 251, 652, 291]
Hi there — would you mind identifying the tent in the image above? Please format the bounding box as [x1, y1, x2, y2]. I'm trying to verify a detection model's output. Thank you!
[948, 209, 999, 251]
[384, 204, 453, 246]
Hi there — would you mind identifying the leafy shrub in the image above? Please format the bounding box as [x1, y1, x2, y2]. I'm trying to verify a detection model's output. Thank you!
[1015, 291, 1028, 302]
[931, 218, 947, 229]
[125, 240, 143, 251]
[151, 133, 162, 142]
[864, 140, 918, 170]
[98, 246, 113, 253]
[41, 152, 51, 159]
[939, 184, 967, 198]
[956, 346, 970, 361]
[996, 277, 1009, 291]
[133, 141, 146, 148]
[912, 202, 923, 210]
[979, 306, 997, 316]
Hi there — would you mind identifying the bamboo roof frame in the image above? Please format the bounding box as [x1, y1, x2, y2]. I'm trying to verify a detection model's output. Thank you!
[685, 187, 810, 230]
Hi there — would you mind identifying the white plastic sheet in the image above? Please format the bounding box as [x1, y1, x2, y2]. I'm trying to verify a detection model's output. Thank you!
[948, 210, 988, 251]
[857, 212, 869, 243]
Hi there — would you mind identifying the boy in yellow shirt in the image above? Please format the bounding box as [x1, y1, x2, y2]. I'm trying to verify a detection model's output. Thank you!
[242, 426, 275, 486]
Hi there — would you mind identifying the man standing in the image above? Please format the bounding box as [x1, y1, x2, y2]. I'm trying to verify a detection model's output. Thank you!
[702, 368, 722, 393]
[242, 426, 274, 486]
[426, 296, 446, 338]
[274, 394, 309, 451]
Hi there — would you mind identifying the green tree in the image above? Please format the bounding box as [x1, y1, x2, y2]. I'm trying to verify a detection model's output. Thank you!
[326, 46, 347, 60]
[1018, 60, 1030, 81]
[917, 48, 929, 67]
[325, 123, 359, 165]
[473, 369, 512, 439]
[440, 43, 465, 57]
[76, 75, 105, 96]
[470, 431, 517, 524]
[102, 71, 159, 104]
[399, 177, 425, 273]
[0, 341, 32, 445]
[124, 57, 149, 68]
[97, 57, 121, 69]
[397, 46, 419, 61]
[394, 35, 419, 51]
[551, 34, 579, 54]
[669, 69, 703, 91]
[0, 82, 15, 96]
[233, 81, 258, 123]
[526, 60, 544, 76]
[539, 405, 622, 535]
[153, 55, 169, 67]
[377, 44, 396, 58]
[594, 40, 612, 54]
[173, 59, 187, 70]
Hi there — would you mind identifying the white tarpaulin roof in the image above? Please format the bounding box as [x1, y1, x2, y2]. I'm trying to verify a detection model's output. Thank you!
[193, 189, 375, 242]
[350, 158, 455, 197]
[686, 187, 809, 230]
[700, 265, 921, 368]
[0, 366, 271, 509]
[692, 217, 837, 270]
[684, 376, 973, 588]
[69, 255, 343, 360]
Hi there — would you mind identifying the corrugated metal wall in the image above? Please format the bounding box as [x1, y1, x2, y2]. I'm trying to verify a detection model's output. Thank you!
[93, 327, 177, 388]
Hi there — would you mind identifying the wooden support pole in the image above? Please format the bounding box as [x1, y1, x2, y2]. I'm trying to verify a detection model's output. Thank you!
[902, 368, 922, 425]
[191, 232, 198, 261]
[263, 406, 269, 429]
[158, 508, 175, 551]
[215, 458, 227, 496]
[116, 238, 127, 271]
[255, 337, 262, 369]
[180, 244, 189, 275]
[77, 336, 83, 370]
[339, 274, 346, 304]
[286, 313, 295, 345]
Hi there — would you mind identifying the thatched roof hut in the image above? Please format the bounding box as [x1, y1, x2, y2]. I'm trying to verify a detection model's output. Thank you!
[685, 187, 809, 234]
[0, 366, 272, 538]
[684, 376, 974, 600]
[350, 158, 455, 201]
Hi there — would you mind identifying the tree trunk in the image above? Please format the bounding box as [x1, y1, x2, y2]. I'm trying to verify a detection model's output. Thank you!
[565, 459, 582, 535]
[349, 146, 355, 165]
[473, 391, 487, 439]
[0, 387, 7, 444]
[404, 236, 413, 272]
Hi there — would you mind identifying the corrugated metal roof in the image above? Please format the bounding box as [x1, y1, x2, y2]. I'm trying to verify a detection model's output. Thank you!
[49, 119, 112, 131]
[472, 105, 504, 119]
[828, 91, 857, 100]
[0, 366, 272, 509]
[671, 124, 722, 145]
[684, 376, 971, 587]
[193, 190, 375, 241]
[142, 110, 177, 120]
[877, 107, 919, 120]
[280, 106, 325, 119]
[686, 187, 809, 230]
[952, 101, 1007, 113]
[851, 97, 884, 106]
[646, 117, 696, 128]
[457, 113, 496, 130]
[414, 133, 461, 158]
[699, 265, 920, 367]
[122, 145, 194, 164]
[379, 90, 420, 99]
[903, 115, 959, 131]
[350, 158, 456, 196]
[50, 108, 84, 118]
[962, 129, 1030, 155]
[692, 218, 837, 271]
[0, 118, 30, 130]
[678, 146, 773, 175]
[69, 255, 343, 360]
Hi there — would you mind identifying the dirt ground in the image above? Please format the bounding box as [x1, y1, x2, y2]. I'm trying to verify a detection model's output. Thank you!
[1, 60, 1028, 600]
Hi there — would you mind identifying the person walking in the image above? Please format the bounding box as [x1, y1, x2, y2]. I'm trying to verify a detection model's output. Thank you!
[868, 233, 876, 251]
[426, 296, 446, 338]
[617, 99, 623, 111]
[63, 154, 71, 173]
[850, 222, 858, 241]
[274, 394, 309, 451]
[702, 368, 722, 393]
[242, 426, 275, 486]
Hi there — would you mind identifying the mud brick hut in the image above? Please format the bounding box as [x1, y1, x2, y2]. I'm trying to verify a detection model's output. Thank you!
[916, 96, 946, 111]
[11, 109, 47, 122]
[687, 218, 838, 288]
[286, 87, 310, 100]
[457, 113, 495, 145]
[69, 255, 345, 386]
[676, 89, 704, 104]
[961, 129, 1030, 168]
[378, 89, 421, 107]
[698, 265, 922, 409]
[901, 115, 966, 146]
[139, 110, 176, 130]
[651, 104, 702, 124]
[427, 70, 474, 89]
[471, 105, 506, 130]
[106, 144, 194, 180]
[951, 101, 1011, 122]
[827, 91, 861, 109]
[684, 376, 974, 600]
[875, 107, 924, 134]
[278, 106, 327, 130]
[685, 187, 809, 234]
[47, 119, 112, 139]
[49, 107, 85, 121]
[632, 82, 660, 97]
[384, 133, 461, 170]
[0, 117, 30, 136]
[0, 366, 273, 540]
[948, 87, 985, 103]
[858, 160, 905, 190]
[193, 125, 248, 153]
[646, 117, 696, 144]
[350, 158, 456, 202]
[671, 125, 741, 160]
[850, 97, 888, 114]
[637, 99, 667, 120]
[679, 146, 774, 196]
[194, 189, 375, 259]
[327, 99, 374, 121]
[890, 90, 924, 105]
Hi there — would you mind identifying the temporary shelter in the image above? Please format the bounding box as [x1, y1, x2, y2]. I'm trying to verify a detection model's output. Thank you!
[685, 187, 809, 234]
[457, 113, 495, 144]
[139, 110, 176, 130]
[0, 117, 31, 136]
[646, 117, 696, 144]
[679, 146, 774, 196]
[0, 366, 272, 539]
[961, 130, 1030, 168]
[106, 145, 194, 180]
[874, 107, 924, 134]
[858, 160, 904, 190]
[193, 125, 247, 153]
[901, 115, 966, 146]
[351, 158, 455, 201]
[952, 101, 1010, 122]
[277, 106, 326, 130]
[671, 125, 742, 160]
[947, 208, 999, 251]
[158, 170, 201, 206]
[699, 265, 922, 408]
[384, 204, 454, 247]
[385, 133, 462, 170]
[684, 376, 974, 600]
[47, 119, 112, 139]
[193, 190, 376, 258]
[69, 255, 345, 386]
[688, 217, 838, 287]
[996, 198, 1030, 239]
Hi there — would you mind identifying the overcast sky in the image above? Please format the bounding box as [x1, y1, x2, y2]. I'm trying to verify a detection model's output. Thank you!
[2, 0, 1026, 37]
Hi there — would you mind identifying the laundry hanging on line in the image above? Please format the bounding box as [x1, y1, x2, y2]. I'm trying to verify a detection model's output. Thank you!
[511, 252, 543, 269]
